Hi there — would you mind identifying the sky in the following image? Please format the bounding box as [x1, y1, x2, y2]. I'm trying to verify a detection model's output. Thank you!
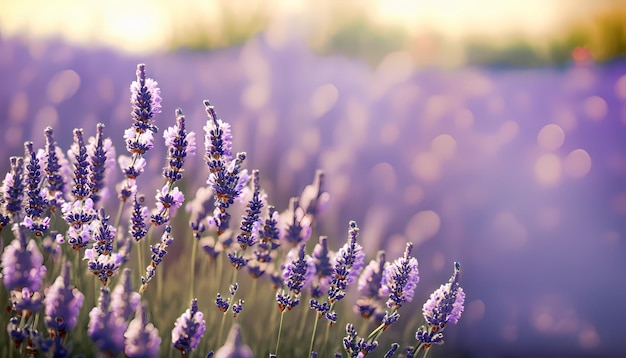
[0, 0, 622, 53]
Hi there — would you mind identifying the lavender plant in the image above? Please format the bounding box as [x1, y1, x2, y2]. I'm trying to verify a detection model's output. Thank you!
[0, 63, 465, 358]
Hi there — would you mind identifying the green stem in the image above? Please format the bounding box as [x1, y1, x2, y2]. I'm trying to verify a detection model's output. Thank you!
[308, 314, 320, 358]
[189, 237, 198, 302]
[113, 199, 125, 228]
[275, 310, 286, 356]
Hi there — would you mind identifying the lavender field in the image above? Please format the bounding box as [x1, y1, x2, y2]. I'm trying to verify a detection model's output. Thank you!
[1, 31, 626, 357]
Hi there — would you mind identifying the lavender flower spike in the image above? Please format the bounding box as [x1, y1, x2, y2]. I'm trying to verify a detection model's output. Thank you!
[380, 242, 419, 310]
[111, 268, 141, 321]
[172, 298, 206, 357]
[1, 156, 25, 221]
[162, 108, 196, 184]
[141, 225, 175, 293]
[88, 123, 116, 206]
[43, 126, 68, 211]
[125, 302, 161, 358]
[423, 262, 465, 327]
[215, 324, 253, 358]
[44, 262, 84, 337]
[1, 224, 46, 291]
[88, 287, 126, 354]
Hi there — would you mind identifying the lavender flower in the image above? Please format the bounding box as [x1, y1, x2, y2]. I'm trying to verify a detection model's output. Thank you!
[87, 123, 116, 206]
[23, 141, 49, 235]
[130, 193, 148, 242]
[151, 184, 185, 226]
[310, 236, 335, 298]
[125, 302, 161, 358]
[236, 170, 263, 250]
[380, 242, 419, 309]
[354, 251, 387, 321]
[413, 262, 465, 350]
[172, 298, 206, 357]
[68, 128, 91, 201]
[1, 224, 46, 291]
[281, 197, 312, 247]
[118, 63, 161, 201]
[88, 288, 126, 354]
[42, 126, 68, 210]
[163, 109, 196, 184]
[1, 156, 25, 221]
[327, 221, 365, 305]
[44, 262, 84, 337]
[204, 99, 249, 234]
[140, 225, 174, 293]
[84, 209, 122, 285]
[10, 287, 42, 315]
[299, 170, 330, 217]
[282, 244, 316, 295]
[214, 324, 253, 358]
[111, 268, 141, 321]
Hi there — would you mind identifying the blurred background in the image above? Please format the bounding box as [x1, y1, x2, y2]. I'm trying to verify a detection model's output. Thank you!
[1, 0, 626, 356]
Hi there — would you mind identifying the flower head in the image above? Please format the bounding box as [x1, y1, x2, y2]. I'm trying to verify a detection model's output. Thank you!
[44, 262, 84, 336]
[214, 324, 253, 358]
[380, 243, 419, 310]
[111, 268, 141, 321]
[162, 109, 196, 184]
[172, 298, 206, 356]
[87, 123, 116, 205]
[1, 224, 46, 291]
[2, 156, 25, 219]
[125, 302, 161, 358]
[422, 262, 465, 327]
[68, 128, 91, 201]
[88, 288, 126, 354]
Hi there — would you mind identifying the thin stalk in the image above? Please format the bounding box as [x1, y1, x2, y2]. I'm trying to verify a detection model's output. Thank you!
[189, 237, 198, 302]
[113, 200, 125, 228]
[308, 314, 321, 358]
[275, 310, 286, 356]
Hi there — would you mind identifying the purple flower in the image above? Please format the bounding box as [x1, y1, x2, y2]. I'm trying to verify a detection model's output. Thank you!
[151, 185, 184, 226]
[42, 126, 68, 210]
[214, 324, 253, 358]
[310, 236, 335, 298]
[422, 262, 465, 327]
[162, 109, 196, 184]
[2, 156, 25, 219]
[111, 268, 141, 321]
[10, 287, 42, 314]
[236, 170, 263, 250]
[90, 209, 116, 256]
[282, 244, 316, 295]
[88, 288, 126, 354]
[130, 194, 148, 242]
[84, 249, 123, 286]
[130, 63, 162, 132]
[1, 225, 46, 291]
[125, 302, 161, 358]
[119, 64, 160, 201]
[140, 226, 174, 293]
[87, 123, 116, 206]
[280, 197, 312, 247]
[203, 100, 233, 164]
[44, 262, 84, 336]
[172, 298, 206, 356]
[68, 128, 91, 201]
[327, 221, 365, 305]
[23, 142, 48, 224]
[299, 170, 331, 217]
[354, 251, 387, 321]
[380, 243, 419, 310]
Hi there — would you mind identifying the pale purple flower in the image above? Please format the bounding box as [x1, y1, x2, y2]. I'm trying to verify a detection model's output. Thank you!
[88, 288, 126, 354]
[310, 236, 335, 298]
[1, 225, 46, 291]
[280, 197, 313, 247]
[10, 287, 42, 314]
[151, 185, 185, 225]
[44, 262, 84, 335]
[281, 244, 316, 295]
[214, 324, 253, 358]
[125, 302, 161, 358]
[2, 156, 25, 219]
[422, 262, 465, 327]
[111, 268, 141, 321]
[380, 243, 419, 309]
[87, 123, 116, 205]
[84, 249, 123, 286]
[172, 298, 206, 356]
